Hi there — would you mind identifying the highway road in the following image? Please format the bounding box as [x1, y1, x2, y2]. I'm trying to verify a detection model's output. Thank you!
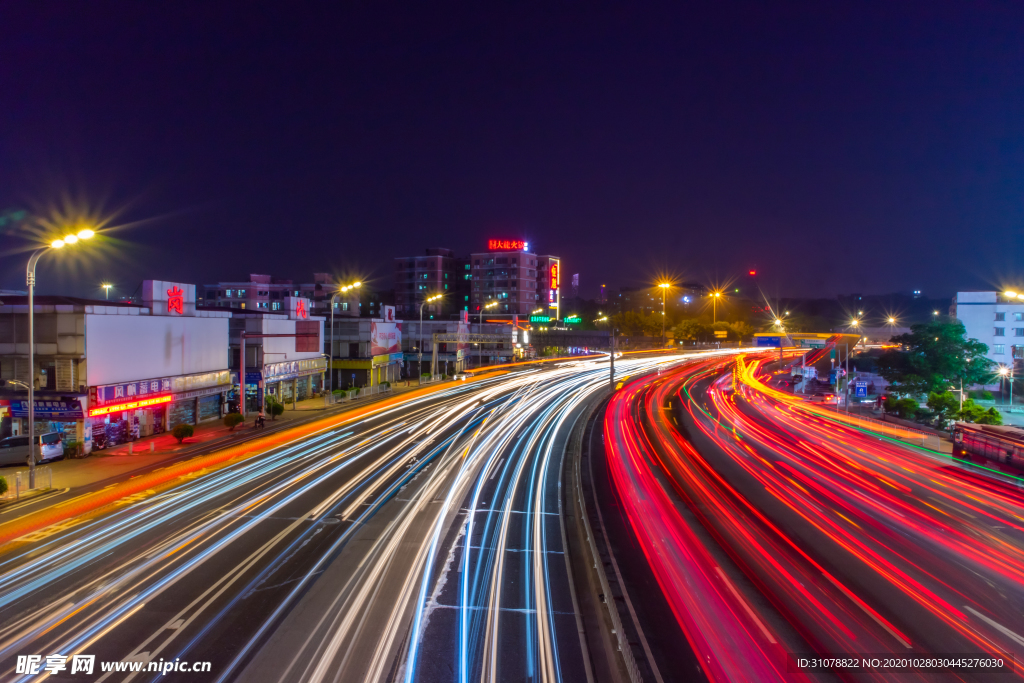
[0, 352, 712, 683]
[601, 354, 1024, 682]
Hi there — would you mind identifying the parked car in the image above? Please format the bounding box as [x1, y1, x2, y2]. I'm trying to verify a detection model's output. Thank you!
[454, 371, 475, 381]
[0, 432, 64, 467]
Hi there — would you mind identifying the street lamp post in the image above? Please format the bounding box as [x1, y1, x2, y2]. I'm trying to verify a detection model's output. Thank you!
[478, 301, 498, 368]
[419, 294, 442, 381]
[712, 291, 721, 324]
[26, 228, 96, 488]
[658, 283, 670, 343]
[328, 282, 361, 397]
[102, 283, 112, 300]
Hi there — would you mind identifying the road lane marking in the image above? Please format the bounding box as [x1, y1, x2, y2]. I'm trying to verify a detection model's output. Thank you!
[714, 567, 776, 643]
[964, 605, 1024, 648]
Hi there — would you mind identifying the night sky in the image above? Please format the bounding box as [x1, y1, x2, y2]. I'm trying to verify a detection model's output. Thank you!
[2, 3, 1023, 300]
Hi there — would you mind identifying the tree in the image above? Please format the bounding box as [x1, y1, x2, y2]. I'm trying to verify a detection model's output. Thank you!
[926, 391, 960, 423]
[224, 413, 244, 431]
[672, 319, 713, 342]
[172, 424, 194, 443]
[876, 320, 991, 396]
[265, 396, 285, 420]
[883, 395, 918, 419]
[955, 399, 1003, 425]
[611, 311, 646, 337]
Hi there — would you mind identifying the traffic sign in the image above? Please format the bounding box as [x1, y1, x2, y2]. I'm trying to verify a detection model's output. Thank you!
[855, 381, 867, 398]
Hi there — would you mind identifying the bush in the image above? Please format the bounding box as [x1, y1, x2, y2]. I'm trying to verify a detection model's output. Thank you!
[421, 373, 431, 379]
[172, 424, 194, 443]
[883, 396, 919, 419]
[976, 407, 1004, 425]
[268, 401, 284, 419]
[332, 388, 345, 395]
[380, 381, 391, 389]
[0, 477, 7, 496]
[224, 413, 244, 431]
[348, 388, 359, 398]
[969, 390, 994, 401]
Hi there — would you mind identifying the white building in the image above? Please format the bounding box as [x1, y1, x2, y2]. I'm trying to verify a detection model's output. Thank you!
[0, 280, 232, 454]
[952, 291, 1024, 371]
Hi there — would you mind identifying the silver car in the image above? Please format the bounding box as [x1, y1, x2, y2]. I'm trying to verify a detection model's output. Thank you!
[0, 433, 64, 467]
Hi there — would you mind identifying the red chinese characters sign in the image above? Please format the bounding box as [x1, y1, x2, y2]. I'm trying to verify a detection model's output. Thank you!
[487, 239, 528, 251]
[295, 300, 307, 319]
[549, 263, 559, 289]
[167, 286, 184, 315]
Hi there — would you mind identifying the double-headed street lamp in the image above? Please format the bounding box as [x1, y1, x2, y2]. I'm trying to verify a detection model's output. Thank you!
[658, 283, 671, 341]
[328, 281, 361, 394]
[710, 291, 723, 324]
[419, 294, 443, 378]
[101, 283, 113, 300]
[26, 227, 96, 488]
[479, 301, 499, 368]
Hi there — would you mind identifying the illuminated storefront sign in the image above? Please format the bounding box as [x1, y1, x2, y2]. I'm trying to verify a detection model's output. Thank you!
[563, 315, 581, 324]
[529, 315, 550, 323]
[92, 370, 231, 405]
[487, 239, 529, 251]
[167, 286, 184, 314]
[88, 394, 173, 417]
[549, 263, 559, 288]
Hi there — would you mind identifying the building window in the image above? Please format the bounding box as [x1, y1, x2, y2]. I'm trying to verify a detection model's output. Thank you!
[225, 289, 233, 297]
[993, 344, 1006, 354]
[239, 289, 247, 297]
[995, 327, 1005, 336]
[1016, 313, 1024, 321]
[1015, 329, 1024, 337]
[996, 312, 1006, 321]
[271, 302, 281, 311]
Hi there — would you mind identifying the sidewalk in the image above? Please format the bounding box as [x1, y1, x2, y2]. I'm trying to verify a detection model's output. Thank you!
[0, 385, 421, 494]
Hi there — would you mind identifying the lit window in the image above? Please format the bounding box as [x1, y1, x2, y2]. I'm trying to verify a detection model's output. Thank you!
[271, 302, 281, 310]
[993, 344, 1006, 354]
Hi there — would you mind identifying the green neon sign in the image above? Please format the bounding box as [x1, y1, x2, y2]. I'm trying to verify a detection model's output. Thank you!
[563, 316, 582, 324]
[530, 315, 551, 323]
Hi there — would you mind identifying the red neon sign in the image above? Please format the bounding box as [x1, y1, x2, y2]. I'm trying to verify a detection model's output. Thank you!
[89, 394, 173, 417]
[296, 299, 307, 319]
[549, 262, 559, 289]
[167, 286, 184, 315]
[748, 270, 757, 276]
[487, 239, 528, 251]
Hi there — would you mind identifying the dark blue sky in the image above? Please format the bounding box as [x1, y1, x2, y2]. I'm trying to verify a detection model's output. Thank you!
[2, 3, 1023, 299]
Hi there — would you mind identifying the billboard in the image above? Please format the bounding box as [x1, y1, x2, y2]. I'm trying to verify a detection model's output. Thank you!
[457, 321, 469, 352]
[370, 321, 402, 356]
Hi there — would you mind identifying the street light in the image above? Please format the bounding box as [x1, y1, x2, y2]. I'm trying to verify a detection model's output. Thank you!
[887, 316, 896, 325]
[101, 283, 113, 300]
[419, 293, 443, 379]
[658, 283, 671, 342]
[26, 226, 96, 488]
[999, 365, 1014, 406]
[712, 291, 722, 323]
[328, 281, 361, 396]
[479, 301, 499, 368]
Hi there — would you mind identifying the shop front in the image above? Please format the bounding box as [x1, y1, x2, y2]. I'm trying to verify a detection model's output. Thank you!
[262, 358, 326, 407]
[3, 398, 88, 457]
[88, 369, 231, 449]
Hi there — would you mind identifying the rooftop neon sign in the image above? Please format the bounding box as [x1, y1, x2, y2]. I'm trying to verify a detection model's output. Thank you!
[487, 239, 529, 251]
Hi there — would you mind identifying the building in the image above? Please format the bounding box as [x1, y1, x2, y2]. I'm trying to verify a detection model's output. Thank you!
[392, 248, 470, 319]
[220, 297, 326, 412]
[0, 281, 232, 454]
[202, 273, 369, 319]
[393, 241, 561, 321]
[952, 291, 1024, 373]
[468, 240, 560, 319]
